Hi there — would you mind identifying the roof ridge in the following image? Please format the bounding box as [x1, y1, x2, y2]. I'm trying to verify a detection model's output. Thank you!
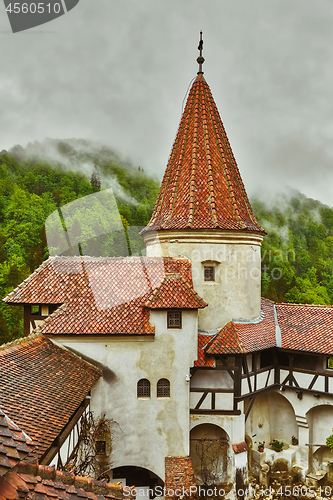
[145, 272, 207, 308]
[201, 83, 218, 227]
[3, 257, 53, 303]
[261, 296, 276, 304]
[277, 302, 333, 308]
[170, 83, 196, 226]
[187, 81, 200, 227]
[205, 321, 246, 354]
[150, 80, 196, 227]
[15, 459, 126, 497]
[200, 331, 219, 351]
[204, 83, 243, 227]
[0, 330, 42, 352]
[228, 321, 245, 353]
[33, 303, 68, 334]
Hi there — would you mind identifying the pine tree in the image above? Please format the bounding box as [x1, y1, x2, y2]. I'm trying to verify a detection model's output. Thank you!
[90, 165, 101, 190]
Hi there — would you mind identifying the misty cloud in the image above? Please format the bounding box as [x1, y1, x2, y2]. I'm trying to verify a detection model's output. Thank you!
[1, 0, 333, 206]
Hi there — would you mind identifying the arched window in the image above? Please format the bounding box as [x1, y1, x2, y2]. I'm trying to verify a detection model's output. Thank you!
[157, 378, 170, 397]
[137, 379, 150, 397]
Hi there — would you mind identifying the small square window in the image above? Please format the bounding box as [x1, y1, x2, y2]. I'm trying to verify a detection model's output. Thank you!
[204, 266, 215, 281]
[41, 305, 49, 316]
[167, 311, 182, 329]
[327, 357, 333, 369]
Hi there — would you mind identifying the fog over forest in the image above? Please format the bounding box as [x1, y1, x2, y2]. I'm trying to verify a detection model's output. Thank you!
[1, 0, 333, 205]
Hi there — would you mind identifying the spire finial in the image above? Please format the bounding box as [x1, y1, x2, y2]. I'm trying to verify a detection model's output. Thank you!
[197, 31, 205, 74]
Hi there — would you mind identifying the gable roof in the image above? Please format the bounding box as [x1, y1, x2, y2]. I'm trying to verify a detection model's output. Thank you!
[0, 334, 100, 459]
[145, 274, 207, 309]
[4, 256, 201, 336]
[144, 74, 264, 234]
[0, 410, 34, 477]
[276, 302, 333, 354]
[235, 299, 277, 353]
[205, 322, 245, 355]
[195, 334, 215, 367]
[201, 298, 333, 356]
[0, 460, 126, 500]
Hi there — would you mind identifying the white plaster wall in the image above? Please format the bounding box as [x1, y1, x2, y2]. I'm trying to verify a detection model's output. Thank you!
[191, 369, 233, 389]
[276, 389, 333, 422]
[190, 414, 245, 445]
[246, 392, 298, 448]
[145, 230, 263, 331]
[268, 393, 298, 443]
[189, 392, 234, 412]
[52, 309, 198, 481]
[307, 405, 333, 466]
[308, 404, 333, 445]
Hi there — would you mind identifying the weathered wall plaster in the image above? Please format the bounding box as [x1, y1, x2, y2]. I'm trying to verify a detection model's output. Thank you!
[145, 230, 264, 330]
[53, 309, 198, 481]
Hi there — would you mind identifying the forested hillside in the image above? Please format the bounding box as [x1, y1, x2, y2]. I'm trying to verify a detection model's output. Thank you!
[254, 193, 333, 306]
[1, 139, 333, 345]
[0, 140, 159, 344]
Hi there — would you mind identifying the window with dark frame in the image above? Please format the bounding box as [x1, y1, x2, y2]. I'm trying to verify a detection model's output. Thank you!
[167, 311, 182, 329]
[137, 378, 151, 397]
[204, 266, 215, 281]
[327, 357, 333, 369]
[157, 378, 170, 397]
[95, 440, 106, 455]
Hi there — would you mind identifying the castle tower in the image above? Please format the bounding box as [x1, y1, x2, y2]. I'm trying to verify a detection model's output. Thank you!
[143, 33, 265, 331]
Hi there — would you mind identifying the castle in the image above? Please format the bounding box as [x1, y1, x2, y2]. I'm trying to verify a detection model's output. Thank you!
[2, 35, 333, 496]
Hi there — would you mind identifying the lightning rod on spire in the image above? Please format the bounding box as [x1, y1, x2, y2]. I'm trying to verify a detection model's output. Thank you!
[197, 31, 205, 74]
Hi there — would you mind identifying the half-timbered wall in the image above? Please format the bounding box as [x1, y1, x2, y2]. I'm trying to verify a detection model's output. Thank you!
[24, 304, 59, 336]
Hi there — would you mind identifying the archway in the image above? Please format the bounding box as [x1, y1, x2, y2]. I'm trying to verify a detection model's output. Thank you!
[111, 465, 163, 487]
[246, 390, 298, 447]
[307, 404, 333, 470]
[190, 423, 231, 485]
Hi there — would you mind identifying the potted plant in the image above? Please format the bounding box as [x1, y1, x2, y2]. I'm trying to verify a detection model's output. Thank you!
[292, 435, 298, 445]
[258, 441, 265, 452]
[270, 439, 284, 452]
[326, 434, 333, 451]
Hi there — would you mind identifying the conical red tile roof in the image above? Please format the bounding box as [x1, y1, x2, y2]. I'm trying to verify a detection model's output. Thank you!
[145, 74, 264, 233]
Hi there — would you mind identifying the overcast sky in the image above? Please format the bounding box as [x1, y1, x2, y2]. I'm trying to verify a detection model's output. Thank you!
[1, 0, 333, 206]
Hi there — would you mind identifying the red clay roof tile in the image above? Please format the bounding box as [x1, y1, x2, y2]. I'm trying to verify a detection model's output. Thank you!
[144, 74, 264, 234]
[199, 299, 276, 355]
[205, 322, 245, 355]
[232, 442, 248, 454]
[195, 334, 215, 367]
[4, 257, 198, 336]
[200, 299, 333, 356]
[235, 299, 276, 353]
[145, 274, 207, 309]
[0, 461, 126, 500]
[0, 411, 35, 477]
[0, 335, 100, 458]
[276, 302, 333, 354]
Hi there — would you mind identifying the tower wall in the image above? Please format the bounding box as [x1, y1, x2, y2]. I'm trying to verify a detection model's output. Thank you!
[145, 230, 264, 331]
